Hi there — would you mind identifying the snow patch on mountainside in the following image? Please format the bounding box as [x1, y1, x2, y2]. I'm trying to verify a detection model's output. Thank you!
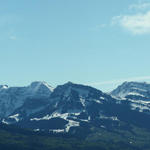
[30, 111, 81, 121]
[100, 115, 119, 121]
[100, 96, 105, 100]
[34, 129, 40, 132]
[80, 97, 85, 107]
[65, 120, 79, 132]
[127, 92, 145, 97]
[49, 129, 65, 133]
[2, 119, 9, 125]
[131, 87, 147, 92]
[30, 111, 81, 132]
[129, 99, 150, 105]
[8, 114, 20, 122]
[94, 100, 103, 104]
[131, 103, 150, 112]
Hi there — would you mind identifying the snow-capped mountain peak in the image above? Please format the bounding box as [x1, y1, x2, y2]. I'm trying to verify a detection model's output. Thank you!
[0, 85, 8, 90]
[28, 81, 54, 97]
[111, 81, 150, 99]
[30, 81, 54, 91]
[0, 81, 54, 118]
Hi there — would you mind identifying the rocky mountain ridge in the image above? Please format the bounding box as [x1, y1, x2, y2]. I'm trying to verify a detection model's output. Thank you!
[1, 81, 150, 135]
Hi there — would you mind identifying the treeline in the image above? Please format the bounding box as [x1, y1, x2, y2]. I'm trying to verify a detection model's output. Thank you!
[0, 124, 149, 150]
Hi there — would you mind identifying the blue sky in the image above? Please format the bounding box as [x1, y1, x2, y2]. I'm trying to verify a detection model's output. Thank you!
[1, 0, 150, 91]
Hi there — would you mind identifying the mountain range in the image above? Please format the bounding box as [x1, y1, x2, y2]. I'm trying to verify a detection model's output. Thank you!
[1, 81, 150, 149]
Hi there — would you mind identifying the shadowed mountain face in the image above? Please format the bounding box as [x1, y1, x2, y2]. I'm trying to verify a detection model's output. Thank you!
[1, 81, 150, 136]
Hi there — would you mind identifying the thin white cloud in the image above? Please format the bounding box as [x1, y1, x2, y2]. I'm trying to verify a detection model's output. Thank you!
[112, 1, 150, 34]
[90, 76, 150, 86]
[112, 11, 150, 34]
